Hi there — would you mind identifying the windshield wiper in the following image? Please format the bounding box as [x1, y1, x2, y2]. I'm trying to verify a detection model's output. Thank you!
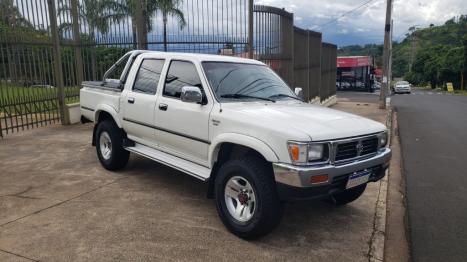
[269, 94, 303, 101]
[220, 93, 276, 102]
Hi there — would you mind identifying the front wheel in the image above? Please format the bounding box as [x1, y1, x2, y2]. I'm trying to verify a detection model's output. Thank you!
[214, 157, 283, 239]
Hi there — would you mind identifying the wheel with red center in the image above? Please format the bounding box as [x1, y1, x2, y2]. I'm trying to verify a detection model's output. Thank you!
[214, 156, 283, 239]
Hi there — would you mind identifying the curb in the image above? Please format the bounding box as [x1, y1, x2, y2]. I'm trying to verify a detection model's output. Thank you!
[368, 107, 393, 261]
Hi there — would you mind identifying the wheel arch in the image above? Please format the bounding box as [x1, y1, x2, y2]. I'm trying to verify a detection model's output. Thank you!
[206, 134, 279, 198]
[209, 134, 279, 166]
[92, 107, 122, 146]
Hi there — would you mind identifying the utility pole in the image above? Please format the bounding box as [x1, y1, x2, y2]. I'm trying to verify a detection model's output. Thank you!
[388, 19, 393, 84]
[409, 29, 417, 72]
[379, 0, 393, 109]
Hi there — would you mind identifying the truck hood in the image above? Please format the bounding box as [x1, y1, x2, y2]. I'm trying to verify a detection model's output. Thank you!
[220, 101, 386, 141]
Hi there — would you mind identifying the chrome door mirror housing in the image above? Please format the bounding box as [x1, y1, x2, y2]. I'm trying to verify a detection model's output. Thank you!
[294, 87, 304, 99]
[180, 86, 203, 103]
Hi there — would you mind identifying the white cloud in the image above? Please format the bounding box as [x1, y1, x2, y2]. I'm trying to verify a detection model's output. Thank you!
[256, 0, 467, 45]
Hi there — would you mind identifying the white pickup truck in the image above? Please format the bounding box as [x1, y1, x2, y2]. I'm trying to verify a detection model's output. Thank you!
[80, 51, 391, 239]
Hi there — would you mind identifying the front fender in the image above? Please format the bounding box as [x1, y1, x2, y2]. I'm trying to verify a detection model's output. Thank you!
[209, 133, 279, 167]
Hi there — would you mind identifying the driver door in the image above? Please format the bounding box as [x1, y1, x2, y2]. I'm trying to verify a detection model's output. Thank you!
[154, 60, 213, 166]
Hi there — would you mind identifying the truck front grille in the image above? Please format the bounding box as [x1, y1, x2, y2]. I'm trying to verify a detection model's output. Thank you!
[335, 136, 379, 163]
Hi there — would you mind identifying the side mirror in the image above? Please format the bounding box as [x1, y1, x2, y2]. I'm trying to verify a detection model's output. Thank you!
[294, 87, 304, 99]
[181, 86, 203, 104]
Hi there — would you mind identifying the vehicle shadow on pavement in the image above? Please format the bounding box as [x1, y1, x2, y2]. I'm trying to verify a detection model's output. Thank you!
[119, 155, 373, 260]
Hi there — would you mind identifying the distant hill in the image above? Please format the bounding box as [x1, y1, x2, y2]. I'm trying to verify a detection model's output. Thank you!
[337, 44, 383, 67]
[338, 15, 467, 89]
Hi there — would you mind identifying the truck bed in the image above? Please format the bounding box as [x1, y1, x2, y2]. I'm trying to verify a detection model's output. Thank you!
[80, 81, 122, 122]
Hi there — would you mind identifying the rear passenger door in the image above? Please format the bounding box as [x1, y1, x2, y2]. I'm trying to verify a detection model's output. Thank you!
[122, 59, 165, 146]
[154, 60, 213, 166]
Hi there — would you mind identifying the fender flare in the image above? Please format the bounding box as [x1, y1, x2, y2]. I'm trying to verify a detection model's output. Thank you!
[209, 133, 279, 167]
[94, 104, 122, 128]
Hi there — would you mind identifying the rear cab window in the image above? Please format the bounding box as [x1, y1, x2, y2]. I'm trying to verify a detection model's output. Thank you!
[133, 59, 165, 95]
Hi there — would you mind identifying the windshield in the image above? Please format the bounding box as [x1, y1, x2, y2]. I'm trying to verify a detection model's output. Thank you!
[202, 62, 298, 102]
[397, 81, 409, 85]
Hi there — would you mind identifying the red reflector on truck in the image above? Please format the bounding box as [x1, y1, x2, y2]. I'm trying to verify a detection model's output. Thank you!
[310, 174, 329, 184]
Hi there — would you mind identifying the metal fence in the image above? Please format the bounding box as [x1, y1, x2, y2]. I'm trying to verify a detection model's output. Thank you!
[0, 0, 337, 137]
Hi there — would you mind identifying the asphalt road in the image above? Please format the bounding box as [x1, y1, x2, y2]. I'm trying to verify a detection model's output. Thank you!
[392, 90, 467, 262]
[336, 90, 380, 103]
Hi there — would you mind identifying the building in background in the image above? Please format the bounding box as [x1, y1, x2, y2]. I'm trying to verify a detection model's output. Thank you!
[336, 56, 375, 92]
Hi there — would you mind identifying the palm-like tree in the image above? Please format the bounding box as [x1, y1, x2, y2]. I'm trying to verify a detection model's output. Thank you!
[58, 0, 127, 41]
[58, 0, 127, 79]
[124, 0, 186, 51]
[155, 0, 186, 51]
[148, 0, 186, 51]
[123, 0, 159, 49]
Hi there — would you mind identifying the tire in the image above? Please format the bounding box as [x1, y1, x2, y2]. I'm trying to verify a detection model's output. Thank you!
[95, 120, 130, 171]
[214, 157, 283, 239]
[331, 184, 367, 206]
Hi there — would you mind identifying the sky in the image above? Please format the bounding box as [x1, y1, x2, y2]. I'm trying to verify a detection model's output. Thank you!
[256, 0, 467, 47]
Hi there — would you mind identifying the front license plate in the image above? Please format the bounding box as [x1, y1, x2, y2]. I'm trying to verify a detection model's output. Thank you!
[346, 170, 371, 189]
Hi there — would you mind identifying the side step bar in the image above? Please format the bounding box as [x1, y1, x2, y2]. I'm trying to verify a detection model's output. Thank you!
[125, 143, 211, 181]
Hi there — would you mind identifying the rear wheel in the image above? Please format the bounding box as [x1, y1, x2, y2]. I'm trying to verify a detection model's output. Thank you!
[214, 157, 283, 239]
[331, 184, 367, 206]
[96, 120, 129, 170]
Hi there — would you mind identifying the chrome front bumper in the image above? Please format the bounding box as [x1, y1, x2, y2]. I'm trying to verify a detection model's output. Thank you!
[273, 148, 391, 188]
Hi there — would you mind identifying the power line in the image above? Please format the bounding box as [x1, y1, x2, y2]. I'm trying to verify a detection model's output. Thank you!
[314, 0, 378, 30]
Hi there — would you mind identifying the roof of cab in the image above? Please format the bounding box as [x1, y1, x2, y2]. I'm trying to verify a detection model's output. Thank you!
[134, 50, 265, 65]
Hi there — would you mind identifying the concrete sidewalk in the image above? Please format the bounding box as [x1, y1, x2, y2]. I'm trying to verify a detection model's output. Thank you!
[0, 101, 389, 262]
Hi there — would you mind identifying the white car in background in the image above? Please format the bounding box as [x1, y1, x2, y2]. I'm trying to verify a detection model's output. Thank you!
[394, 81, 411, 94]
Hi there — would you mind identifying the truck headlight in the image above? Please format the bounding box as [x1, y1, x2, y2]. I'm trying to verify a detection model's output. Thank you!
[378, 132, 388, 148]
[308, 144, 324, 161]
[288, 142, 328, 164]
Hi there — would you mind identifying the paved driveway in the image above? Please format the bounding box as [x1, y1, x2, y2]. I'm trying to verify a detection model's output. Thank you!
[0, 100, 387, 262]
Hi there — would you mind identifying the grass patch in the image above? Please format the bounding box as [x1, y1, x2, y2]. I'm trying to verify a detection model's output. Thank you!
[0, 84, 80, 115]
[454, 90, 467, 96]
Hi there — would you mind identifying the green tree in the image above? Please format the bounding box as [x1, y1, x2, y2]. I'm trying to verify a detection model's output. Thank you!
[58, 0, 127, 40]
[120, 0, 159, 49]
[156, 0, 186, 52]
[0, 0, 32, 28]
[58, 0, 127, 80]
[119, 0, 186, 51]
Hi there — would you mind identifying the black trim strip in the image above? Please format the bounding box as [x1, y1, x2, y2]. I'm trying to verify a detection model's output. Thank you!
[81, 106, 95, 112]
[123, 118, 211, 145]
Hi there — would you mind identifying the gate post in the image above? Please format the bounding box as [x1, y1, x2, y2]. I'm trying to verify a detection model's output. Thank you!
[71, 0, 84, 86]
[47, 0, 66, 124]
[0, 114, 3, 138]
[248, 0, 254, 59]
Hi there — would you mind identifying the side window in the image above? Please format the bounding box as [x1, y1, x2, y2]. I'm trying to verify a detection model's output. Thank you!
[133, 59, 165, 94]
[163, 60, 202, 99]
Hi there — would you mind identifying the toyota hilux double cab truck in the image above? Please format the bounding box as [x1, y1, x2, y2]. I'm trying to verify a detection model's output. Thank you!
[80, 51, 391, 239]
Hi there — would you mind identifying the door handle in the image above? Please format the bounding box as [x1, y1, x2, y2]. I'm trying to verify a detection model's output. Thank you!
[158, 103, 168, 111]
[127, 97, 135, 104]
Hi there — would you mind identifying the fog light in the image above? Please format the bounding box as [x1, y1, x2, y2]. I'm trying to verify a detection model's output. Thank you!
[310, 174, 329, 184]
